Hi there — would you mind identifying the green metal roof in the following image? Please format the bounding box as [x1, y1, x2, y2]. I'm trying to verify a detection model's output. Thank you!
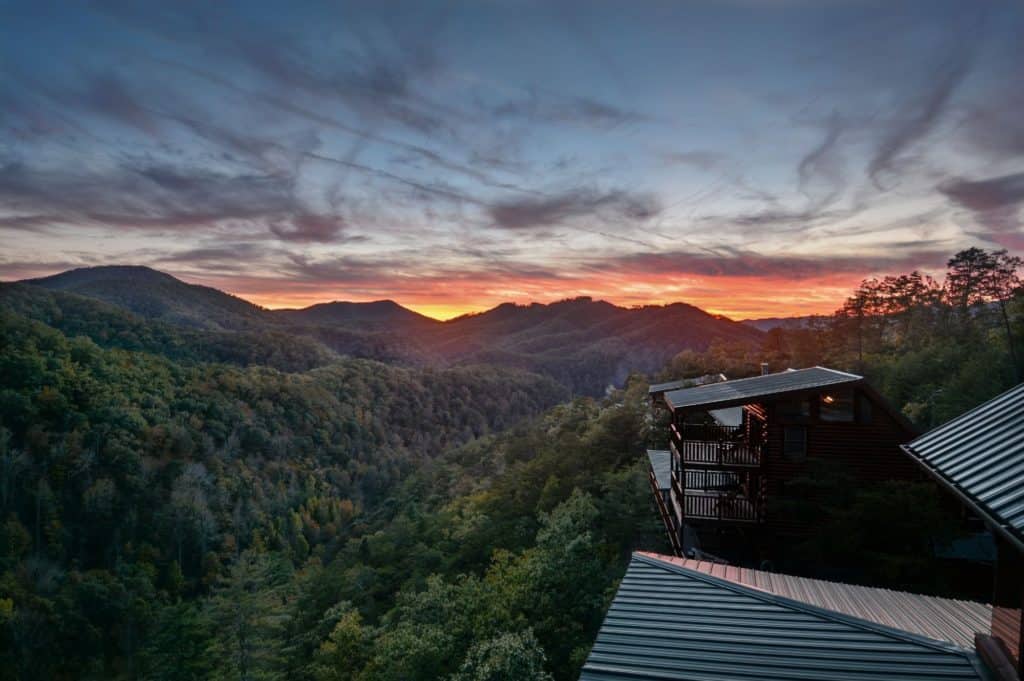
[902, 382, 1024, 553]
[663, 366, 862, 411]
[581, 554, 992, 681]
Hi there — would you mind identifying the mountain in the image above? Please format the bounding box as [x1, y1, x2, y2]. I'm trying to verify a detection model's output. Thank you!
[429, 298, 763, 392]
[14, 267, 764, 394]
[24, 265, 268, 331]
[272, 299, 438, 330]
[741, 315, 825, 332]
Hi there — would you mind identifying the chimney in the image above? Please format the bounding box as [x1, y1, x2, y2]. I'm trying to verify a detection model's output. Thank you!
[761, 362, 769, 376]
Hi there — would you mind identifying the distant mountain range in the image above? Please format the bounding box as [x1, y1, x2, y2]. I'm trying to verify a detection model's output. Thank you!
[9, 265, 764, 394]
[740, 315, 826, 332]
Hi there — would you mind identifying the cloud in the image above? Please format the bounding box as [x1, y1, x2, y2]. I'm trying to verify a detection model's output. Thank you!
[269, 214, 350, 243]
[230, 28, 451, 136]
[492, 91, 648, 130]
[589, 247, 949, 281]
[940, 172, 1024, 248]
[0, 160, 351, 243]
[662, 150, 729, 172]
[866, 33, 979, 187]
[489, 189, 661, 229]
[797, 112, 846, 206]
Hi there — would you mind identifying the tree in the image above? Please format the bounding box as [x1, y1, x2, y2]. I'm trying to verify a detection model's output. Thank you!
[140, 601, 215, 681]
[451, 630, 554, 681]
[945, 248, 1023, 378]
[207, 551, 294, 681]
[986, 250, 1024, 379]
[309, 604, 367, 681]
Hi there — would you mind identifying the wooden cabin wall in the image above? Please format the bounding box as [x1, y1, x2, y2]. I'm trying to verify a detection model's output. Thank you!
[992, 534, 1024, 671]
[760, 387, 921, 538]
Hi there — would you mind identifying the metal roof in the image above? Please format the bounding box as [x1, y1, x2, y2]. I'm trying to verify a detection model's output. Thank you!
[582, 554, 992, 681]
[636, 552, 991, 651]
[663, 366, 862, 411]
[646, 450, 670, 491]
[901, 382, 1024, 553]
[649, 373, 727, 394]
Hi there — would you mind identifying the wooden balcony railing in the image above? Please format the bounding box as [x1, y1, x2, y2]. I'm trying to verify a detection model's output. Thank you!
[685, 468, 740, 492]
[684, 490, 759, 523]
[670, 451, 767, 525]
[670, 423, 763, 467]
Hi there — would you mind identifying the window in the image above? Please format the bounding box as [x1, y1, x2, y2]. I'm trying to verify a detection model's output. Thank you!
[777, 399, 810, 422]
[819, 390, 854, 422]
[783, 426, 806, 459]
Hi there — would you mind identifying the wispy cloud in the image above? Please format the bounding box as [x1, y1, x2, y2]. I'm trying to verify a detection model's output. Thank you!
[0, 160, 352, 243]
[866, 29, 980, 187]
[489, 189, 661, 230]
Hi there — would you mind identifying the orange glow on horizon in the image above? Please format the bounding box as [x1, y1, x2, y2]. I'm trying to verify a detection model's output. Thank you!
[238, 271, 869, 322]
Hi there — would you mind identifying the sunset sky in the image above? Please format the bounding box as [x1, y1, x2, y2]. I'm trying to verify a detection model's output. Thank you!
[2, 0, 1023, 320]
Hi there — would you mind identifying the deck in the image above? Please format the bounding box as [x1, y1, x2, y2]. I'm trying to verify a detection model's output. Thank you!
[670, 424, 762, 467]
[671, 469, 761, 524]
[683, 490, 760, 523]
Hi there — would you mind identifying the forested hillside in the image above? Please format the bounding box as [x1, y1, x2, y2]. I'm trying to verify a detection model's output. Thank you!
[2, 247, 1021, 680]
[16, 267, 762, 395]
[0, 309, 573, 680]
[0, 284, 341, 372]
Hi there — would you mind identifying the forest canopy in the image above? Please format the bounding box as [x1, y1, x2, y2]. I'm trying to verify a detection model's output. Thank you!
[1, 246, 1021, 680]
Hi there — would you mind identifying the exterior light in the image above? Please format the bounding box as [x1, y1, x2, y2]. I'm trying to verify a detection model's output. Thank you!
[822, 395, 835, 404]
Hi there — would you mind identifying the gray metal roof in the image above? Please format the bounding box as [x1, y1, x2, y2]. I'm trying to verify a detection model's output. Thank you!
[646, 450, 670, 491]
[581, 554, 992, 681]
[902, 382, 1024, 552]
[649, 373, 727, 394]
[637, 552, 991, 651]
[663, 366, 862, 411]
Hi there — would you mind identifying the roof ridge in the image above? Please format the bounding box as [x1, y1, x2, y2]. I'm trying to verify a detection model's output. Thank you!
[812, 365, 863, 379]
[633, 553, 979, 657]
[665, 365, 862, 394]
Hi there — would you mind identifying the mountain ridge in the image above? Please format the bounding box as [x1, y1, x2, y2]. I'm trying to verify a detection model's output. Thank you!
[13, 265, 764, 394]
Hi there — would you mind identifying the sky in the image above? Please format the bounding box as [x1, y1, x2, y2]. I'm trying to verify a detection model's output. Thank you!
[1, 0, 1023, 320]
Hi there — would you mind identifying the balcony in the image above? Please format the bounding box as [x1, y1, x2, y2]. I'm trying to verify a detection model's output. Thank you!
[684, 490, 760, 523]
[670, 423, 763, 467]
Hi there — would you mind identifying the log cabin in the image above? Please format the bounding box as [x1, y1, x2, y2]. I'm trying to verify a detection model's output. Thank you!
[647, 366, 920, 558]
[902, 382, 1024, 675]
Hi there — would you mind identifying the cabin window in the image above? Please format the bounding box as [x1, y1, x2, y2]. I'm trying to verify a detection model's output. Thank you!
[776, 399, 810, 422]
[819, 390, 855, 422]
[783, 426, 807, 459]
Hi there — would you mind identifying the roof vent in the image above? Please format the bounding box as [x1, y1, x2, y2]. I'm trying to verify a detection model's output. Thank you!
[761, 362, 769, 376]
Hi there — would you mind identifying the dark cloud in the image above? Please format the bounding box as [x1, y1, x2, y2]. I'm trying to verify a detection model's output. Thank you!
[960, 94, 1024, 162]
[940, 172, 1024, 213]
[940, 172, 1024, 247]
[77, 73, 161, 134]
[492, 91, 648, 130]
[0, 160, 350, 243]
[269, 214, 350, 243]
[489, 189, 661, 230]
[589, 247, 950, 281]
